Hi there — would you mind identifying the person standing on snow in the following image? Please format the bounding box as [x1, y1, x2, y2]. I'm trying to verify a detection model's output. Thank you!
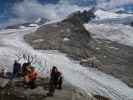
[56, 70, 63, 89]
[47, 66, 57, 96]
[47, 66, 63, 96]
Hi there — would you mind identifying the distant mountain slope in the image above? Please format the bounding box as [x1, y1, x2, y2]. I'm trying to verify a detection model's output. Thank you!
[84, 23, 133, 47]
[25, 16, 91, 59]
[91, 9, 133, 25]
[95, 9, 133, 20]
[24, 14, 133, 87]
[116, 4, 133, 13]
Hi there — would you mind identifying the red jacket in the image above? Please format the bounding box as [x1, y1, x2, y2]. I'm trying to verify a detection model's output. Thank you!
[29, 69, 37, 81]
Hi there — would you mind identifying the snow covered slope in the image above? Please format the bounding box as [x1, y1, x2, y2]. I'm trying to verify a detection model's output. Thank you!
[95, 9, 133, 20]
[84, 23, 133, 47]
[41, 51, 133, 100]
[93, 9, 133, 25]
[95, 9, 129, 19]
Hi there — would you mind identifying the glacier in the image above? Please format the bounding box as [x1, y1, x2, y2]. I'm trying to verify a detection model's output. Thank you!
[0, 25, 133, 100]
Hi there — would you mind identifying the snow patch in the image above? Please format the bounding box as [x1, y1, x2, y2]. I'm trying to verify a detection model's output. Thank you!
[109, 46, 119, 50]
[96, 47, 101, 50]
[29, 24, 39, 27]
[19, 26, 26, 29]
[33, 39, 44, 43]
[63, 37, 70, 42]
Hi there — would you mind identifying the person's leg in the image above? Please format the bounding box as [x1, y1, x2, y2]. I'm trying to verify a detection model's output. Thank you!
[28, 80, 36, 89]
[47, 81, 55, 96]
[23, 80, 29, 88]
[32, 80, 36, 89]
[11, 72, 17, 79]
[54, 80, 58, 89]
[58, 77, 63, 89]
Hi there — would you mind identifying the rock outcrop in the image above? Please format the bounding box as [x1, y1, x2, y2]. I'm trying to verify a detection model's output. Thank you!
[0, 78, 97, 100]
[25, 15, 92, 60]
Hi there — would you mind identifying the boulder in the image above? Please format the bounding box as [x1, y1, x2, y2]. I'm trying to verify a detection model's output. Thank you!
[0, 78, 10, 88]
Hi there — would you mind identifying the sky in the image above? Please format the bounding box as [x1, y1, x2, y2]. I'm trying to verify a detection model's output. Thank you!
[99, 0, 133, 9]
[0, 0, 133, 27]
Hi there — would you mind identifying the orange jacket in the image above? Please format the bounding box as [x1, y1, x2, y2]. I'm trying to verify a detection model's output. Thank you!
[25, 69, 37, 81]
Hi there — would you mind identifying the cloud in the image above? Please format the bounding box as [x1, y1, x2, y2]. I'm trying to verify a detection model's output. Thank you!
[98, 0, 133, 9]
[1, 0, 133, 27]
[12, 0, 133, 22]
[111, 0, 133, 5]
[6, 0, 86, 26]
[12, 0, 58, 20]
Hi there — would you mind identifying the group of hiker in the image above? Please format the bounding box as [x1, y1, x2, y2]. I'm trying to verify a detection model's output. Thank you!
[11, 60, 63, 96]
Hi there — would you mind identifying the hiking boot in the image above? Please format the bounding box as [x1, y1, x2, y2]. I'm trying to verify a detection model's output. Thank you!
[46, 93, 54, 96]
[57, 86, 62, 90]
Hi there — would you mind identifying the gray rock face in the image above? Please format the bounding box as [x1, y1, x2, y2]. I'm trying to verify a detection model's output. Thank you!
[0, 78, 10, 88]
[25, 17, 91, 60]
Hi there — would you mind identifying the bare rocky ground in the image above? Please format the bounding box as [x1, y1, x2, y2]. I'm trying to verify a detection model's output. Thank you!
[0, 77, 110, 100]
[24, 15, 133, 88]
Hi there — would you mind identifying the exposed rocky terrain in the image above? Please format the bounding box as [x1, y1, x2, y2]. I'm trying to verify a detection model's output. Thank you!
[0, 77, 111, 100]
[25, 14, 92, 60]
[24, 15, 133, 88]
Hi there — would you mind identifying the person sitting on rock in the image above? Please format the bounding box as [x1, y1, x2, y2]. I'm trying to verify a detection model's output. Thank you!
[24, 66, 37, 89]
[28, 66, 38, 89]
[22, 62, 31, 76]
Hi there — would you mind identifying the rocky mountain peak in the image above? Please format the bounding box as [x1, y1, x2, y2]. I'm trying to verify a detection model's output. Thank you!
[64, 9, 96, 24]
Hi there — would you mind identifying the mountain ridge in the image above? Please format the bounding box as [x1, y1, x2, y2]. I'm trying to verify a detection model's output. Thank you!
[24, 13, 133, 88]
